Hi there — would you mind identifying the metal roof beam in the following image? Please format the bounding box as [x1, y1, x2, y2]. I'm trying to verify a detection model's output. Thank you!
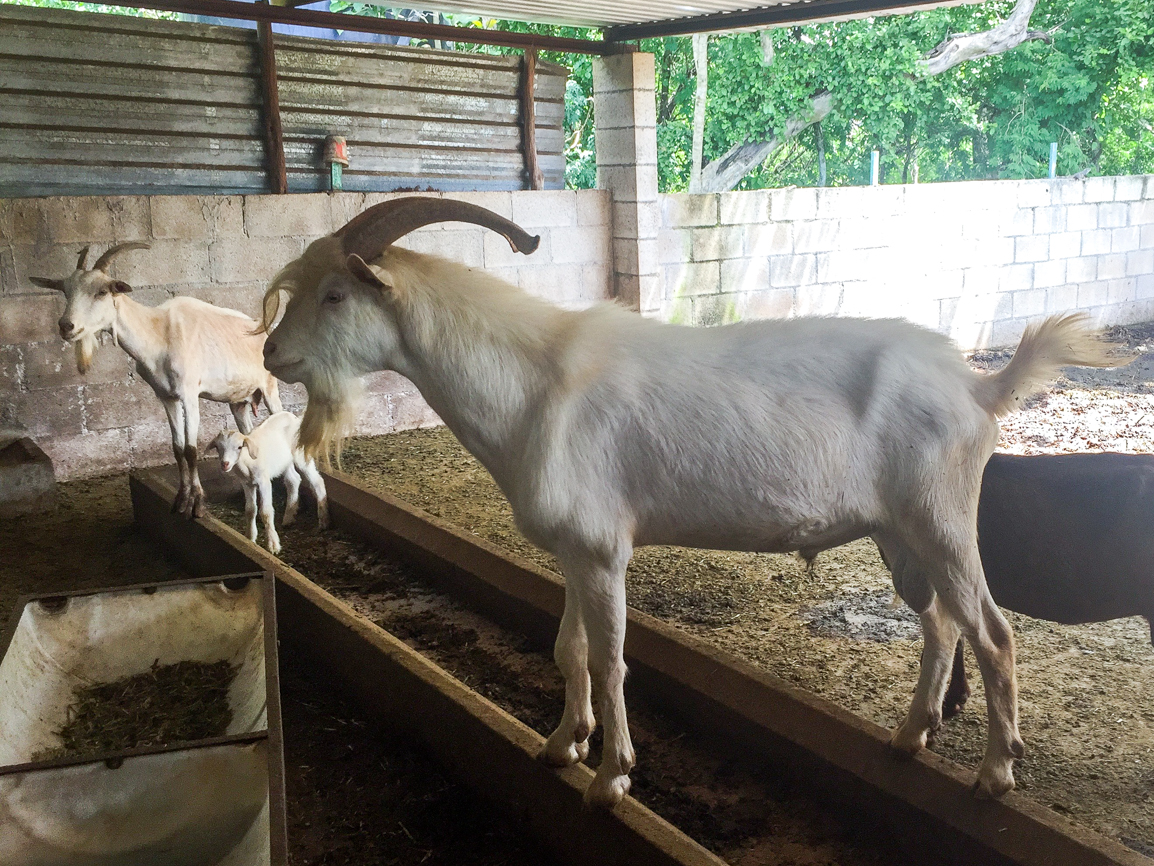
[605, 0, 971, 41]
[99, 0, 618, 53]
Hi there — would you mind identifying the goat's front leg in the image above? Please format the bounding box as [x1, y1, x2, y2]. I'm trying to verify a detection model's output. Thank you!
[282, 465, 301, 526]
[562, 550, 634, 808]
[539, 579, 594, 768]
[180, 394, 205, 519]
[162, 399, 189, 514]
[257, 475, 281, 554]
[243, 482, 258, 543]
[297, 458, 329, 530]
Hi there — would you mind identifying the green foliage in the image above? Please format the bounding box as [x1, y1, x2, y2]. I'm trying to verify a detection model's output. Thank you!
[1, 0, 175, 18]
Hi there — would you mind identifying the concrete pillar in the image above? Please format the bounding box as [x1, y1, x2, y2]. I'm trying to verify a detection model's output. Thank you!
[593, 52, 660, 314]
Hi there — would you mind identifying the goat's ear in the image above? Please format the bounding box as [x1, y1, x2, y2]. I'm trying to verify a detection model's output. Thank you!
[30, 277, 65, 292]
[346, 254, 390, 290]
[242, 436, 257, 460]
[110, 281, 132, 294]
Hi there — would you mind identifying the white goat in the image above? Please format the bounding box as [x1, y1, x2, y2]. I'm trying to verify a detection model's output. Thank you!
[31, 244, 282, 518]
[258, 198, 1121, 807]
[209, 411, 329, 554]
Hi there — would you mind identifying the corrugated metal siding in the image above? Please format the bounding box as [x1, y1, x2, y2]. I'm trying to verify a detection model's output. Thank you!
[0, 5, 566, 197]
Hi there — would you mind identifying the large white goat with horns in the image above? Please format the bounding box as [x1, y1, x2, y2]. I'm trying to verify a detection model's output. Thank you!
[260, 197, 1120, 807]
[32, 243, 282, 518]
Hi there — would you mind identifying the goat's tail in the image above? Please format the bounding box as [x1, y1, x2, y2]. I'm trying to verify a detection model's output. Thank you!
[972, 313, 1129, 417]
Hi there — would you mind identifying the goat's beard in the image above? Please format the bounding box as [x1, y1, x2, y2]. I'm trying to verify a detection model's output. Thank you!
[298, 373, 363, 468]
[73, 334, 98, 374]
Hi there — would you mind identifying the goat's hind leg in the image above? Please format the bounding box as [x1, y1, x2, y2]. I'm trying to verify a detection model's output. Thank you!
[539, 578, 594, 768]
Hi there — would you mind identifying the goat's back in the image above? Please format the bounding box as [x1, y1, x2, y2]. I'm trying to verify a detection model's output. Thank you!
[979, 452, 1154, 624]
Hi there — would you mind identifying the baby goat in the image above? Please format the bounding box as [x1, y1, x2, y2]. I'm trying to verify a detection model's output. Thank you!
[209, 411, 328, 554]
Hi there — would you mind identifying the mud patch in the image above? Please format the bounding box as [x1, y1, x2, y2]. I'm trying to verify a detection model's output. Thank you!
[801, 590, 921, 642]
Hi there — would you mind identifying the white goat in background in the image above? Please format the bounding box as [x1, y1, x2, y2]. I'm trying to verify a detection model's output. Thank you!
[31, 244, 282, 518]
[209, 411, 329, 554]
[258, 197, 1122, 808]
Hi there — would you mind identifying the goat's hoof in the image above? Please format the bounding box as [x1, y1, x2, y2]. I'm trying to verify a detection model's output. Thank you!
[267, 542, 282, 556]
[974, 756, 1016, 799]
[584, 771, 630, 809]
[538, 737, 590, 768]
[192, 499, 206, 519]
[889, 725, 929, 757]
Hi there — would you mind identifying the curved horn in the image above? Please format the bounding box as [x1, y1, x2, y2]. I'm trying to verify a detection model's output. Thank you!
[335, 197, 540, 262]
[93, 242, 151, 273]
[76, 246, 91, 271]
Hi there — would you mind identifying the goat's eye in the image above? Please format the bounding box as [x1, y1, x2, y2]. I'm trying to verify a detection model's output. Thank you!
[324, 291, 345, 305]
[96, 288, 108, 297]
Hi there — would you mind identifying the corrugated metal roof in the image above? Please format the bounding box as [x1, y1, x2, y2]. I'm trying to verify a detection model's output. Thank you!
[353, 0, 971, 32]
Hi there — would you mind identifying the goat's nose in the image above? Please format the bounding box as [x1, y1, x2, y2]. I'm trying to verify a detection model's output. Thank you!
[59, 318, 74, 337]
[262, 340, 276, 359]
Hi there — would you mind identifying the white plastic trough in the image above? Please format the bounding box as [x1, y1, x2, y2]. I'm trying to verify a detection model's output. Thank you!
[0, 574, 287, 866]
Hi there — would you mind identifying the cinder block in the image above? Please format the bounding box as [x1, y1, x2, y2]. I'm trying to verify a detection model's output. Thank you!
[449, 191, 514, 220]
[769, 187, 818, 221]
[793, 282, 843, 316]
[0, 293, 64, 345]
[579, 263, 611, 303]
[512, 191, 578, 229]
[518, 264, 581, 301]
[1080, 228, 1112, 256]
[13, 386, 83, 440]
[549, 225, 609, 266]
[597, 166, 654, 202]
[989, 317, 1029, 349]
[963, 265, 1001, 295]
[744, 222, 792, 257]
[1111, 226, 1141, 253]
[1047, 231, 1081, 258]
[576, 191, 610, 226]
[1096, 253, 1127, 281]
[720, 257, 769, 294]
[1107, 277, 1136, 304]
[1051, 180, 1084, 206]
[1130, 199, 1154, 226]
[1001, 263, 1034, 292]
[663, 295, 693, 323]
[1066, 256, 1097, 283]
[40, 197, 117, 244]
[1012, 288, 1047, 318]
[150, 195, 213, 241]
[484, 229, 549, 269]
[665, 261, 720, 297]
[44, 427, 131, 480]
[610, 200, 660, 240]
[106, 196, 151, 241]
[189, 282, 265, 319]
[1046, 284, 1078, 313]
[691, 292, 740, 327]
[1114, 176, 1145, 201]
[9, 243, 85, 295]
[24, 340, 131, 391]
[768, 254, 816, 288]
[397, 228, 484, 267]
[792, 220, 840, 253]
[209, 236, 303, 284]
[689, 226, 743, 262]
[1083, 176, 1116, 203]
[595, 127, 657, 167]
[661, 195, 718, 229]
[244, 193, 332, 238]
[83, 377, 166, 432]
[658, 229, 689, 266]
[1077, 280, 1108, 307]
[1006, 208, 1034, 236]
[128, 419, 175, 468]
[740, 287, 794, 320]
[719, 192, 770, 225]
[1014, 235, 1049, 263]
[938, 296, 960, 332]
[1065, 204, 1097, 232]
[0, 437, 57, 517]
[612, 236, 659, 277]
[0, 344, 20, 392]
[1016, 181, 1052, 208]
[1137, 273, 1154, 300]
[0, 199, 51, 246]
[113, 239, 211, 287]
[816, 186, 866, 219]
[1126, 249, 1154, 277]
[1144, 225, 1154, 248]
[1098, 202, 1129, 229]
[1033, 259, 1066, 289]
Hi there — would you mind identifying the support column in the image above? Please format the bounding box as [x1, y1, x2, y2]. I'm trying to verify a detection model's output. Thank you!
[593, 52, 659, 314]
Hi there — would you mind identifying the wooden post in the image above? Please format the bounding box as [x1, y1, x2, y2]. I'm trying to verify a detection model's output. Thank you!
[519, 48, 544, 191]
[256, 5, 288, 195]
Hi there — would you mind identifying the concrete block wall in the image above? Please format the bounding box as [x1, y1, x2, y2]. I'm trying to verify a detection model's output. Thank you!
[0, 189, 611, 479]
[660, 175, 1154, 350]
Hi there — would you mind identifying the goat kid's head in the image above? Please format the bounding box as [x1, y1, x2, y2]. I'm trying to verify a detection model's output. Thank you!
[210, 430, 248, 473]
[260, 197, 539, 460]
[30, 243, 150, 373]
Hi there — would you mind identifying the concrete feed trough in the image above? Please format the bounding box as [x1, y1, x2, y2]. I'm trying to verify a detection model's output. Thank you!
[0, 574, 286, 866]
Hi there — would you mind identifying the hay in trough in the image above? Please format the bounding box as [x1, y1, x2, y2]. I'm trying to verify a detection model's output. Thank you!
[35, 659, 237, 761]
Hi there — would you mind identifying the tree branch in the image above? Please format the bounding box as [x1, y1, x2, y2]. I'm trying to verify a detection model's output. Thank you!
[696, 0, 1050, 192]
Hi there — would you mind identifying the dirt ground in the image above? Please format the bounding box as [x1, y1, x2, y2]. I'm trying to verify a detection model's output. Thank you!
[327, 323, 1154, 857]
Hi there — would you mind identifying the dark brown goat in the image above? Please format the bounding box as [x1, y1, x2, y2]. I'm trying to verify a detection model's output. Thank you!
[943, 451, 1154, 718]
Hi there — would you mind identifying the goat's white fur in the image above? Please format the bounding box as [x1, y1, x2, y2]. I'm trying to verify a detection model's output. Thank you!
[261, 235, 1119, 807]
[32, 245, 282, 519]
[209, 411, 329, 554]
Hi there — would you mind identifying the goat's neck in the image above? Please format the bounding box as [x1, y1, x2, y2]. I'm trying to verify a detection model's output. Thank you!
[393, 298, 552, 482]
[111, 294, 168, 368]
